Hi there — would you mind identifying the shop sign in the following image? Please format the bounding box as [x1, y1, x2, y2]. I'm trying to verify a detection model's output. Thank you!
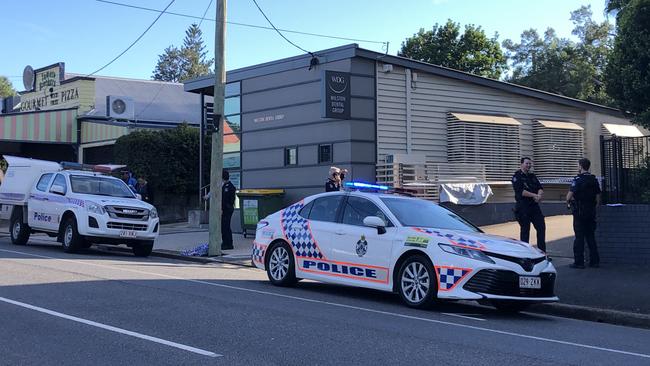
[321, 71, 351, 120]
[19, 62, 83, 112]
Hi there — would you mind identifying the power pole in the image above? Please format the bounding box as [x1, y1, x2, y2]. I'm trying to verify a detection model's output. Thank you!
[208, 0, 226, 256]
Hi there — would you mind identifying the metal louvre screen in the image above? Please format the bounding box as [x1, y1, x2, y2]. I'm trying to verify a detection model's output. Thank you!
[533, 120, 584, 179]
[447, 113, 520, 181]
[601, 135, 650, 203]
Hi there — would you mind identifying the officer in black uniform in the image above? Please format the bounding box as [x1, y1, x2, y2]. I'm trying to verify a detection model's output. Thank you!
[221, 169, 236, 250]
[512, 157, 547, 252]
[566, 158, 601, 269]
[325, 167, 347, 192]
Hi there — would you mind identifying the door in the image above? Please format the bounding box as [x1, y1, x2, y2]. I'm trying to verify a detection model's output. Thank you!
[45, 174, 68, 231]
[330, 196, 395, 287]
[27, 173, 55, 230]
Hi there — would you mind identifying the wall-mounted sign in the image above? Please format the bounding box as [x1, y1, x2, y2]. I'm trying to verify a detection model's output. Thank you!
[18, 63, 93, 113]
[253, 114, 285, 123]
[321, 70, 351, 120]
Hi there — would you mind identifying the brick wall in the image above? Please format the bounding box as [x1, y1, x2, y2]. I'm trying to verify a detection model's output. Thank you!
[596, 205, 650, 265]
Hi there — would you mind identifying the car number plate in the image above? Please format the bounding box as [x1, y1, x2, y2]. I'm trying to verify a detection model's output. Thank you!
[119, 230, 137, 238]
[519, 276, 541, 289]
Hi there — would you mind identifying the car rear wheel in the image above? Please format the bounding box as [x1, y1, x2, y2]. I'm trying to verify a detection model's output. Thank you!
[266, 241, 297, 287]
[61, 218, 82, 253]
[132, 241, 154, 257]
[10, 211, 30, 245]
[397, 255, 437, 309]
[492, 300, 530, 313]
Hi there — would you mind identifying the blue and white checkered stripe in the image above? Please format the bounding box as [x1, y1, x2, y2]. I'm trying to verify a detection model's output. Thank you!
[252, 243, 266, 264]
[281, 201, 323, 259]
[436, 267, 470, 291]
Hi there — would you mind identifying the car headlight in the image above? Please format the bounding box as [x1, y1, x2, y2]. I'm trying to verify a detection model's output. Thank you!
[86, 201, 106, 215]
[438, 243, 495, 264]
[149, 207, 158, 219]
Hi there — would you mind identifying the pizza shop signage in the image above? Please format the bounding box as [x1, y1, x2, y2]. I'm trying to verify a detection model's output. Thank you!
[19, 62, 83, 112]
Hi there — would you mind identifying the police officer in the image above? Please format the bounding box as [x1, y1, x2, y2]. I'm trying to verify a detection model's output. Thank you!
[221, 169, 236, 250]
[566, 158, 601, 269]
[325, 166, 347, 192]
[512, 157, 547, 252]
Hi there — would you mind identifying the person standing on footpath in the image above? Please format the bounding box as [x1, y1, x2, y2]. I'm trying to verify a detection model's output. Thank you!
[512, 157, 547, 252]
[221, 169, 236, 251]
[325, 166, 348, 192]
[566, 158, 601, 269]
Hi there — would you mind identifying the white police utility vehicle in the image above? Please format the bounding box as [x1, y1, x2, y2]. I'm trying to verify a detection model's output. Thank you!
[0, 156, 159, 257]
[253, 182, 558, 312]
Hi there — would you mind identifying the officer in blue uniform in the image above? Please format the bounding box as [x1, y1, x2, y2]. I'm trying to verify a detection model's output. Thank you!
[512, 157, 546, 252]
[566, 158, 601, 269]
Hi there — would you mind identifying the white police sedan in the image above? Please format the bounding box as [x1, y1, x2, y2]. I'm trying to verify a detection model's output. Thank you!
[253, 183, 558, 312]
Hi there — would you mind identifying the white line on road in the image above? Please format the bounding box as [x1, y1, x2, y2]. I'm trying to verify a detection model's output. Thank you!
[2, 248, 650, 360]
[0, 295, 220, 358]
[441, 312, 486, 321]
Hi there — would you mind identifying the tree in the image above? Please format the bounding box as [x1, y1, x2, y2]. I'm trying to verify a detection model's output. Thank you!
[503, 6, 614, 105]
[399, 20, 507, 79]
[605, 0, 650, 127]
[0, 76, 16, 98]
[152, 23, 214, 82]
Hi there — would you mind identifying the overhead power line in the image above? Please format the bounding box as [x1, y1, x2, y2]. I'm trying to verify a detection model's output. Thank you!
[251, 0, 312, 55]
[95, 0, 387, 46]
[198, 0, 214, 28]
[87, 0, 176, 76]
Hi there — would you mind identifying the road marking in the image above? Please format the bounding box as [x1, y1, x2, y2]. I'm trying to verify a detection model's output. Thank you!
[0, 295, 220, 358]
[2, 248, 650, 360]
[442, 312, 486, 321]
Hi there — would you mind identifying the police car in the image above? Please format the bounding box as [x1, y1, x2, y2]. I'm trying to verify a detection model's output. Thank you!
[0, 156, 159, 257]
[253, 182, 558, 312]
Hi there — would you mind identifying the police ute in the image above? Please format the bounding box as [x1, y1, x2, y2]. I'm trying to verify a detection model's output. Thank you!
[253, 182, 558, 312]
[0, 156, 159, 257]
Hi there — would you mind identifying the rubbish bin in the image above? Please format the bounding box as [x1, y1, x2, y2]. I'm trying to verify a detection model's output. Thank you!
[238, 189, 285, 238]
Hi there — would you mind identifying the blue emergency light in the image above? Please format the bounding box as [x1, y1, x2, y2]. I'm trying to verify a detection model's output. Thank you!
[344, 182, 390, 191]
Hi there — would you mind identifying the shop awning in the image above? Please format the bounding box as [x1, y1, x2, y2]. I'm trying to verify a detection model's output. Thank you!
[80, 121, 129, 144]
[0, 108, 78, 143]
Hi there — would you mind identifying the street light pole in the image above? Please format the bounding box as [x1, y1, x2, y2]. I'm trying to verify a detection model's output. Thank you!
[208, 0, 226, 257]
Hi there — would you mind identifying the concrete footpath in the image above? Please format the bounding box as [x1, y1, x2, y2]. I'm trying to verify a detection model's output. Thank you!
[150, 215, 650, 329]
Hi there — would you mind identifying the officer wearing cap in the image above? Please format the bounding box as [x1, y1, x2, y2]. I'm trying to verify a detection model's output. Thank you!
[566, 158, 601, 269]
[512, 157, 547, 252]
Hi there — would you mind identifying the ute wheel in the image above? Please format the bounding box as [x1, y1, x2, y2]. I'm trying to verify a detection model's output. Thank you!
[265, 241, 297, 287]
[132, 241, 154, 257]
[492, 300, 530, 313]
[397, 254, 437, 309]
[10, 211, 30, 245]
[61, 217, 83, 253]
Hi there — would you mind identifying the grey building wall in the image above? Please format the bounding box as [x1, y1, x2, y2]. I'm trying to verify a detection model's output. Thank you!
[240, 57, 377, 204]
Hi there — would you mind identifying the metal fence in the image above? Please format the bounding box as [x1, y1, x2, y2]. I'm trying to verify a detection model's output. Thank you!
[601, 135, 650, 203]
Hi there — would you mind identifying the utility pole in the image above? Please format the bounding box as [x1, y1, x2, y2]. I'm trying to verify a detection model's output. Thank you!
[208, 0, 226, 256]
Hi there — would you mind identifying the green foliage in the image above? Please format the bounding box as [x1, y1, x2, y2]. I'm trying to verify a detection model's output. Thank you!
[605, 0, 650, 128]
[399, 20, 507, 79]
[0, 76, 16, 98]
[503, 6, 614, 106]
[152, 23, 214, 82]
[113, 124, 211, 197]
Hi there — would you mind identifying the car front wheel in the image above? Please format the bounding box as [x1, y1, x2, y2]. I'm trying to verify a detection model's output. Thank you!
[397, 255, 437, 309]
[266, 241, 297, 287]
[61, 218, 82, 253]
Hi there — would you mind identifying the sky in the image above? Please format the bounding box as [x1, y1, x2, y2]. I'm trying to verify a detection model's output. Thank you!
[1, 0, 611, 90]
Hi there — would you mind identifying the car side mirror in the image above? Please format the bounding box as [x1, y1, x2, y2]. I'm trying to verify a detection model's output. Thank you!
[363, 216, 386, 235]
[50, 185, 65, 196]
[136, 194, 142, 200]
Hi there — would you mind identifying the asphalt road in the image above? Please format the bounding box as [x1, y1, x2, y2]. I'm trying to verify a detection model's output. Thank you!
[1, 235, 649, 366]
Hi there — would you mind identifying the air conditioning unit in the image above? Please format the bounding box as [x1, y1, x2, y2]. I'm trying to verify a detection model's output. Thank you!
[106, 95, 134, 120]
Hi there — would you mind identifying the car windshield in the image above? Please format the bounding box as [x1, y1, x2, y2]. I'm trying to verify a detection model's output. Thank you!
[380, 197, 479, 232]
[70, 175, 135, 198]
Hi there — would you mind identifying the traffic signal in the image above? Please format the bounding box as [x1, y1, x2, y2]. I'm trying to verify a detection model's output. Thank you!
[203, 102, 221, 135]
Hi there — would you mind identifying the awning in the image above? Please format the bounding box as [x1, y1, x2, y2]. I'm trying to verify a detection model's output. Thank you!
[602, 123, 644, 137]
[80, 121, 129, 144]
[535, 120, 583, 130]
[449, 112, 521, 125]
[0, 108, 77, 143]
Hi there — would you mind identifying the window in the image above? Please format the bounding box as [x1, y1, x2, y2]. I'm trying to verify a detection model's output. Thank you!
[381, 197, 479, 232]
[533, 120, 584, 178]
[224, 97, 240, 116]
[308, 196, 343, 222]
[36, 173, 54, 192]
[319, 144, 332, 164]
[285, 147, 297, 166]
[70, 175, 135, 198]
[50, 174, 67, 195]
[342, 196, 391, 227]
[225, 115, 241, 133]
[225, 82, 241, 97]
[299, 201, 314, 219]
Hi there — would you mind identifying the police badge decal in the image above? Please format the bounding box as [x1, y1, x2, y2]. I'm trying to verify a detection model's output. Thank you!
[356, 235, 368, 257]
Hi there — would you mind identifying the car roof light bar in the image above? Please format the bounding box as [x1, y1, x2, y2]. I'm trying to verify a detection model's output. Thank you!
[344, 182, 390, 191]
[60, 161, 112, 174]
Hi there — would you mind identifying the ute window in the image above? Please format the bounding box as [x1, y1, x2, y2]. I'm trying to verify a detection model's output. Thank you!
[36, 173, 54, 192]
[50, 174, 68, 195]
[70, 175, 135, 198]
